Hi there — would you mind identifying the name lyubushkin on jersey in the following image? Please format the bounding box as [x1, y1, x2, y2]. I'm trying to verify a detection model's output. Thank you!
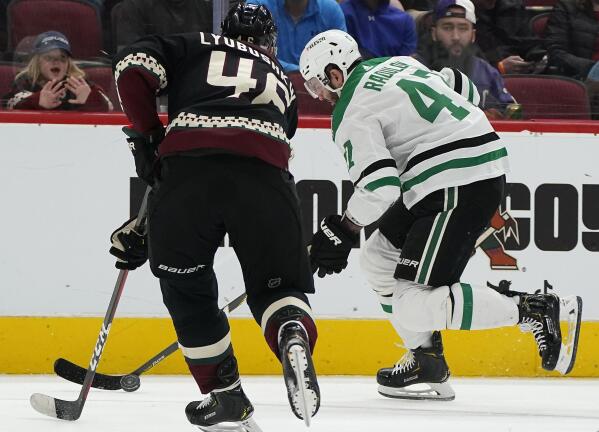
[299, 29, 582, 402]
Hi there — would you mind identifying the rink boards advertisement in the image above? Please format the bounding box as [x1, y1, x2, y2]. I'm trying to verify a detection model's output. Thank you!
[1, 114, 598, 376]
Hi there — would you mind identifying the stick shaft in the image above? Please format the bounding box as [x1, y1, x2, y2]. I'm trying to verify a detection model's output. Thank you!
[73, 186, 151, 410]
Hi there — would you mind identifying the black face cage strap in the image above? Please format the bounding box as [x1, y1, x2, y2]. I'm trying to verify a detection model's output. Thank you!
[222, 2, 277, 50]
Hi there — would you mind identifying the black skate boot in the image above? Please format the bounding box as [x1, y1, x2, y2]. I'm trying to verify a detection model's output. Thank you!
[185, 357, 261, 432]
[489, 280, 582, 375]
[279, 319, 320, 426]
[377, 331, 455, 401]
[518, 292, 562, 372]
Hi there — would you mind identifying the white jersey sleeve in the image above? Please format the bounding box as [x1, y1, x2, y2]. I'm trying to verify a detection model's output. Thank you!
[332, 64, 403, 226]
[438, 67, 481, 107]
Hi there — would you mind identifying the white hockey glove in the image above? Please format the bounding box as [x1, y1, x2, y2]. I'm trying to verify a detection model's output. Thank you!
[109, 217, 147, 270]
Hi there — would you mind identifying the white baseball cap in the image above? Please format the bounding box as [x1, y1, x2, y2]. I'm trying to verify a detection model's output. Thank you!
[434, 0, 477, 24]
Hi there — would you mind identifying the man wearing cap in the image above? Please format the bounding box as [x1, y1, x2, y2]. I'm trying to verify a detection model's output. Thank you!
[341, 0, 417, 58]
[415, 0, 515, 116]
[3, 31, 112, 111]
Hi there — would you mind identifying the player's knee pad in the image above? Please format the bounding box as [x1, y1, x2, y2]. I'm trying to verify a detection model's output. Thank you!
[446, 282, 519, 330]
[360, 229, 402, 296]
[392, 279, 450, 331]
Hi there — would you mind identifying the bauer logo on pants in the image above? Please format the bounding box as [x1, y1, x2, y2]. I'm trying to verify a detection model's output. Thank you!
[157, 263, 206, 274]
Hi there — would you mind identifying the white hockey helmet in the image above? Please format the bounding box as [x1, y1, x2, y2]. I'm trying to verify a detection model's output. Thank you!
[299, 30, 361, 97]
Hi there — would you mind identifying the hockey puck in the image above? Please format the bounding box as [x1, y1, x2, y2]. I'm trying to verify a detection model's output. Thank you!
[120, 374, 141, 392]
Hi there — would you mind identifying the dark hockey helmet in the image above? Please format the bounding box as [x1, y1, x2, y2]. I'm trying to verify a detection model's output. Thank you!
[221, 2, 277, 53]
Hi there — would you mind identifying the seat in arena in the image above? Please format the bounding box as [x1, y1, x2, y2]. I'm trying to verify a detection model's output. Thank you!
[504, 75, 591, 120]
[80, 64, 120, 111]
[7, 0, 103, 59]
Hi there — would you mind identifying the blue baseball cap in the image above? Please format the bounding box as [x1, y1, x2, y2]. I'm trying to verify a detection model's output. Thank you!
[33, 31, 72, 56]
[434, 0, 477, 24]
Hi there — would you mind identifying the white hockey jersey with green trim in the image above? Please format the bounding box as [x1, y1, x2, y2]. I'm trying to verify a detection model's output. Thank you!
[332, 56, 509, 226]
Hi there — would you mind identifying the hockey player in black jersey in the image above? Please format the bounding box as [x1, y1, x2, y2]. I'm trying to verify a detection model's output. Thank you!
[109, 3, 319, 430]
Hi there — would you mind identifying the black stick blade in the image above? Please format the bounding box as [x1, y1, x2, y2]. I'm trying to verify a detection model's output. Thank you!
[30, 393, 82, 421]
[54, 358, 123, 390]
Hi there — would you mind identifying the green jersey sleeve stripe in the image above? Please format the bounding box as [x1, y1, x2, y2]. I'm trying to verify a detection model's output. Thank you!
[332, 57, 391, 139]
[365, 176, 402, 191]
[401, 148, 508, 192]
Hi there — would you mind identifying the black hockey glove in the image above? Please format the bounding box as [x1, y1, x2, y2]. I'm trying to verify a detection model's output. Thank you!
[123, 126, 164, 186]
[309, 215, 359, 278]
[109, 217, 148, 270]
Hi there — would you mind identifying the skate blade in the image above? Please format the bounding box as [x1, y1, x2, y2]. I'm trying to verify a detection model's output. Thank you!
[196, 417, 263, 432]
[288, 344, 319, 426]
[378, 381, 455, 401]
[555, 296, 583, 375]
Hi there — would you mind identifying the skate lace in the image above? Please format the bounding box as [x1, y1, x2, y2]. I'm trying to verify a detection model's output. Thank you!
[391, 348, 416, 375]
[520, 317, 546, 352]
[197, 394, 215, 409]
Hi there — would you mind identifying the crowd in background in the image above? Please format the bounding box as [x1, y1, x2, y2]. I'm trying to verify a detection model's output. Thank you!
[0, 0, 598, 119]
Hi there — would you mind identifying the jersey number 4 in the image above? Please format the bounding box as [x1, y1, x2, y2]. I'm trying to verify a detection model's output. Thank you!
[396, 78, 470, 123]
[206, 51, 293, 115]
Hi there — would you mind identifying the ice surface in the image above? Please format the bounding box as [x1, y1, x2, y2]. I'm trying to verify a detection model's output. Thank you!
[1, 375, 598, 432]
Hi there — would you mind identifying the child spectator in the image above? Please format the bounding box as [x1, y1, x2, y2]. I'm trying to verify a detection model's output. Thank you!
[3, 31, 112, 111]
[249, 0, 346, 71]
[341, 0, 417, 58]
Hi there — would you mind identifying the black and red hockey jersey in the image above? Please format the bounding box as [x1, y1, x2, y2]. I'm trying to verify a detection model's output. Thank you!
[113, 32, 298, 170]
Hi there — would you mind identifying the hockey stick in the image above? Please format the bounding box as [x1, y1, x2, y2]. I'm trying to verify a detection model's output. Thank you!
[53, 292, 248, 391]
[30, 186, 151, 421]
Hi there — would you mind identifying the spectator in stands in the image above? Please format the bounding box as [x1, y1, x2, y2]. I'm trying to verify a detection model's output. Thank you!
[2, 31, 112, 111]
[472, 0, 544, 74]
[114, 0, 213, 51]
[249, 0, 346, 71]
[545, 0, 599, 80]
[341, 0, 417, 58]
[415, 0, 516, 116]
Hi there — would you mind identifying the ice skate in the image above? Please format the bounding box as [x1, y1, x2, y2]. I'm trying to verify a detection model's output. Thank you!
[489, 281, 583, 374]
[519, 293, 582, 375]
[185, 384, 262, 432]
[518, 292, 563, 372]
[279, 321, 320, 425]
[377, 331, 455, 401]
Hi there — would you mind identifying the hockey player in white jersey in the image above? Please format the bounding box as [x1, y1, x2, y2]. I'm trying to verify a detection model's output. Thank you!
[300, 30, 583, 400]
